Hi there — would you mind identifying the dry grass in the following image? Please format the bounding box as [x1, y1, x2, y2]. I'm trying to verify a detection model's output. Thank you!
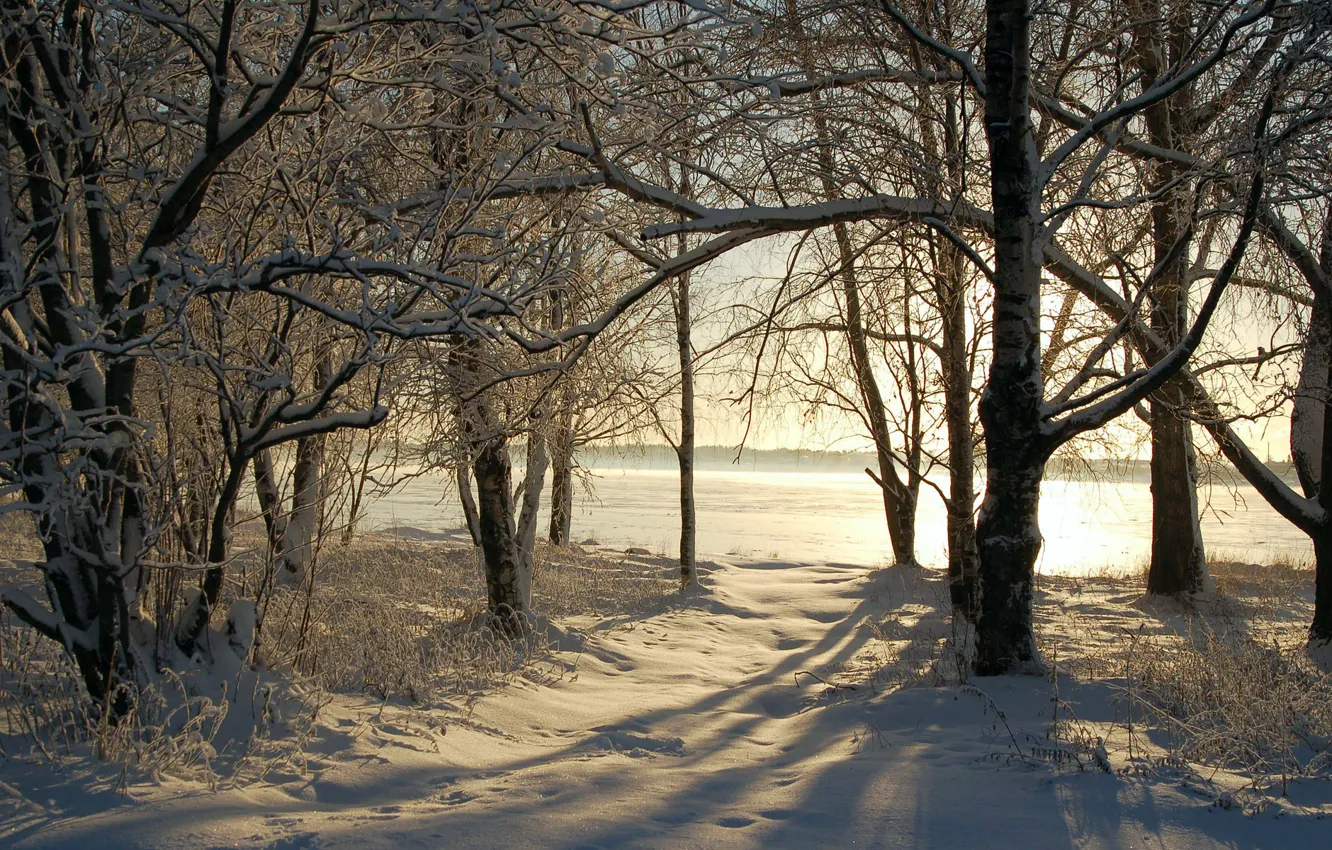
[533, 543, 678, 619]
[860, 559, 1332, 800]
[1128, 621, 1332, 788]
[854, 565, 975, 690]
[256, 536, 677, 705]
[0, 605, 325, 789]
[1209, 557, 1316, 624]
[0, 523, 676, 788]
[0, 509, 43, 564]
[1035, 561, 1331, 801]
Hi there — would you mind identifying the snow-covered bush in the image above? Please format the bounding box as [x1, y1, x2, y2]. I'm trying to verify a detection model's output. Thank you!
[0, 606, 322, 787]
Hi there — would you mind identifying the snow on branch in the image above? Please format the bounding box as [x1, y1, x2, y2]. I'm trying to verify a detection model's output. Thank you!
[1040, 0, 1278, 178]
[641, 196, 982, 240]
[710, 66, 963, 98]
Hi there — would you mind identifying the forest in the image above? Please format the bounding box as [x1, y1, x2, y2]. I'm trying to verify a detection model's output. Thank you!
[2, 0, 1332, 846]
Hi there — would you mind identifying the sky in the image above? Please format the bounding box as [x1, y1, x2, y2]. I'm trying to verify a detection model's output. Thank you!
[668, 236, 1297, 463]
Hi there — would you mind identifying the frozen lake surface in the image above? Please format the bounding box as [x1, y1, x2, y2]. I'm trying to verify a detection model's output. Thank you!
[364, 464, 1312, 575]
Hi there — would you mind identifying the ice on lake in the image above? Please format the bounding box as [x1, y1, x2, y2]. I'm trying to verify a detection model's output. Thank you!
[363, 462, 1311, 575]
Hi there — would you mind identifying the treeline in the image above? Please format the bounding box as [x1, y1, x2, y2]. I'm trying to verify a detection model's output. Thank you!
[2, 0, 1331, 716]
[565, 446, 1297, 480]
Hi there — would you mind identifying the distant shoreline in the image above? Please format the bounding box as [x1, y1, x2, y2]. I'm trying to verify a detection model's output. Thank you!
[385, 440, 1296, 483]
[566, 444, 1296, 483]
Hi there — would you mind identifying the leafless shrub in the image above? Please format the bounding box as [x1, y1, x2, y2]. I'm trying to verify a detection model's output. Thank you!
[259, 539, 532, 703]
[1031, 566, 1331, 802]
[1208, 557, 1316, 626]
[850, 720, 890, 753]
[533, 544, 677, 619]
[1125, 622, 1332, 792]
[0, 608, 322, 789]
[256, 536, 675, 705]
[865, 613, 974, 690]
[859, 567, 974, 690]
[1042, 644, 1113, 773]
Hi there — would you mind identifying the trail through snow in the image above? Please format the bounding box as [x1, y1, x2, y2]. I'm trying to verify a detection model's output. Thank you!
[5, 559, 1326, 848]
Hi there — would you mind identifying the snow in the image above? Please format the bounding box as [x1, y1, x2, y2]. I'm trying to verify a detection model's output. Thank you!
[4, 556, 1331, 848]
[225, 601, 258, 662]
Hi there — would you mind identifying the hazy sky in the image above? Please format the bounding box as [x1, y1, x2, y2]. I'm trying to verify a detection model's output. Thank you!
[672, 237, 1296, 463]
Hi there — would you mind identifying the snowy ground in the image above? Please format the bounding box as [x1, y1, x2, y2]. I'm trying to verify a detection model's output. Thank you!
[3, 553, 1330, 849]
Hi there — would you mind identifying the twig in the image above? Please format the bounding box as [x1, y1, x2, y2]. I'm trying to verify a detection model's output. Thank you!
[794, 670, 857, 691]
[962, 685, 1025, 758]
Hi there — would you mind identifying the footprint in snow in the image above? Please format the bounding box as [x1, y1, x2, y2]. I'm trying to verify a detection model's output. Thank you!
[264, 833, 320, 850]
[717, 816, 756, 828]
[652, 810, 698, 825]
[587, 729, 686, 756]
[801, 609, 844, 623]
[753, 691, 802, 719]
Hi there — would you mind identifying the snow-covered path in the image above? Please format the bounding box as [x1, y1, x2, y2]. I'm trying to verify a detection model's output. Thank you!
[7, 560, 1322, 848]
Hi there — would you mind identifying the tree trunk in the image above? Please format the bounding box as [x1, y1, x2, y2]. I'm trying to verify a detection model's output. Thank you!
[1313, 531, 1332, 648]
[516, 431, 548, 577]
[1137, 217, 1332, 655]
[545, 245, 577, 548]
[341, 436, 376, 545]
[835, 175, 917, 566]
[1144, 213, 1209, 594]
[974, 0, 1046, 675]
[902, 291, 926, 560]
[941, 242, 979, 618]
[1254, 211, 1332, 653]
[1147, 401, 1208, 594]
[277, 433, 322, 585]
[1305, 281, 1332, 648]
[1134, 1, 1209, 596]
[177, 458, 248, 657]
[1, 348, 132, 713]
[451, 339, 528, 632]
[474, 436, 529, 635]
[974, 441, 1045, 674]
[676, 272, 697, 587]
[853, 339, 919, 562]
[253, 448, 287, 555]
[548, 412, 575, 545]
[1292, 289, 1329, 497]
[913, 63, 977, 614]
[782, 0, 917, 566]
[458, 463, 483, 548]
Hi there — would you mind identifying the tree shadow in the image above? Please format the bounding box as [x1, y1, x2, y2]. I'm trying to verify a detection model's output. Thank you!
[11, 560, 1324, 849]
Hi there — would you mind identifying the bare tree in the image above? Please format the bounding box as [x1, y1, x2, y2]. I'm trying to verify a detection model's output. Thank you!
[0, 0, 721, 705]
[566, 0, 1312, 672]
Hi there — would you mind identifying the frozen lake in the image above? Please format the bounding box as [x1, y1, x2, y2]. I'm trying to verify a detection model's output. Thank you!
[363, 463, 1313, 575]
